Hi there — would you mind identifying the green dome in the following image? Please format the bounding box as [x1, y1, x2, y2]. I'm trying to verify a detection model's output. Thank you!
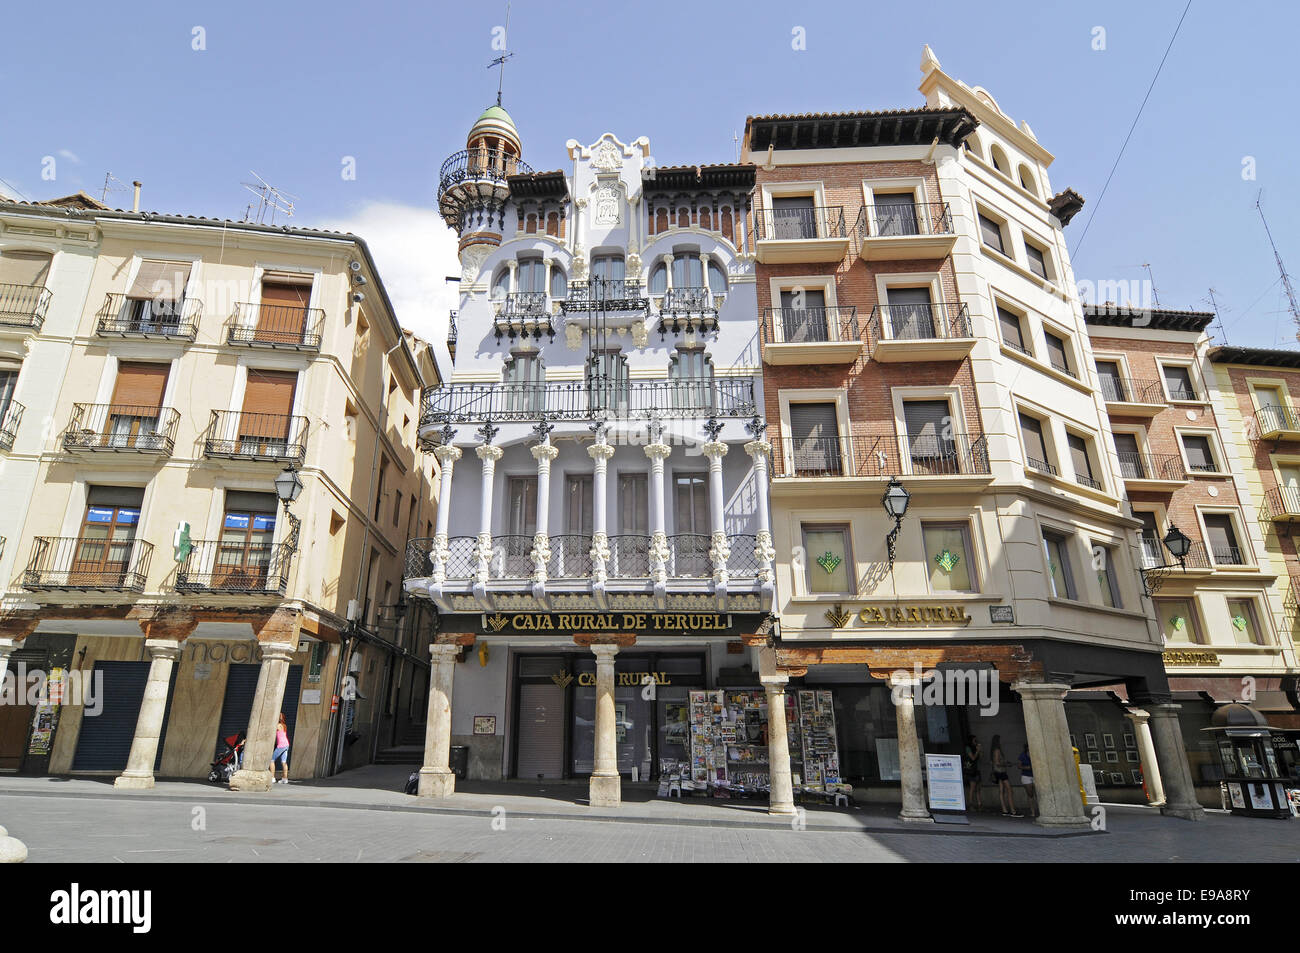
[475, 104, 516, 129]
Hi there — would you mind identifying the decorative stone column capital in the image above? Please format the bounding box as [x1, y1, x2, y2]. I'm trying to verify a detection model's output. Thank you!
[702, 440, 728, 462]
[143, 639, 184, 662]
[744, 439, 772, 460]
[530, 442, 559, 463]
[433, 444, 463, 466]
[644, 442, 672, 462]
[530, 532, 551, 583]
[1012, 680, 1070, 701]
[591, 643, 620, 662]
[505, 259, 518, 272]
[759, 674, 789, 691]
[888, 670, 925, 689]
[430, 643, 461, 662]
[587, 441, 616, 462]
[1125, 708, 1151, 726]
[663, 253, 674, 264]
[475, 444, 504, 463]
[258, 641, 296, 664]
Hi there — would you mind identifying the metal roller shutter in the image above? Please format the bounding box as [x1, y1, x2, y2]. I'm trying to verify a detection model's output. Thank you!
[215, 663, 303, 756]
[72, 660, 177, 772]
[515, 682, 565, 779]
[110, 362, 170, 408]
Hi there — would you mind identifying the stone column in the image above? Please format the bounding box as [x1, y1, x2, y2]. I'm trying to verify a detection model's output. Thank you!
[762, 674, 796, 815]
[745, 439, 776, 585]
[703, 440, 730, 585]
[113, 639, 184, 789]
[589, 643, 621, 807]
[430, 443, 462, 583]
[1148, 703, 1205, 820]
[1013, 681, 1090, 828]
[645, 442, 672, 584]
[529, 441, 558, 582]
[505, 258, 518, 296]
[663, 254, 675, 291]
[229, 640, 298, 792]
[588, 438, 615, 584]
[418, 643, 461, 798]
[475, 442, 504, 584]
[1125, 708, 1166, 807]
[891, 672, 933, 822]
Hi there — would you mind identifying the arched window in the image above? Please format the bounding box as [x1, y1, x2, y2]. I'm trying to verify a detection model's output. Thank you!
[491, 267, 510, 301]
[1018, 164, 1038, 196]
[668, 346, 715, 413]
[671, 253, 704, 289]
[549, 266, 567, 299]
[707, 260, 727, 294]
[649, 262, 668, 294]
[591, 254, 625, 293]
[587, 349, 628, 413]
[989, 144, 1011, 176]
[516, 257, 546, 293]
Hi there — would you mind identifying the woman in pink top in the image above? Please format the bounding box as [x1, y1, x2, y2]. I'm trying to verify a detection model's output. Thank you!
[270, 713, 291, 784]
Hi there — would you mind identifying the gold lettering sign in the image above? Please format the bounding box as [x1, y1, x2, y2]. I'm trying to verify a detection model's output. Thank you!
[482, 612, 729, 634]
[855, 605, 973, 627]
[1162, 650, 1221, 667]
[575, 672, 672, 687]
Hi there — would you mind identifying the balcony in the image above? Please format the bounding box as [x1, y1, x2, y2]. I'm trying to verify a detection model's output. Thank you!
[493, 292, 554, 343]
[761, 306, 862, 365]
[97, 294, 200, 342]
[1255, 404, 1300, 442]
[438, 148, 533, 199]
[855, 202, 956, 261]
[866, 301, 974, 363]
[203, 411, 309, 465]
[61, 404, 179, 456]
[24, 536, 153, 591]
[752, 206, 850, 263]
[226, 303, 324, 350]
[1265, 486, 1300, 524]
[561, 280, 648, 314]
[771, 431, 991, 489]
[175, 541, 291, 594]
[656, 287, 721, 337]
[1026, 457, 1058, 477]
[1117, 451, 1188, 492]
[438, 148, 534, 228]
[1099, 377, 1165, 416]
[421, 377, 756, 427]
[0, 282, 52, 331]
[0, 399, 23, 452]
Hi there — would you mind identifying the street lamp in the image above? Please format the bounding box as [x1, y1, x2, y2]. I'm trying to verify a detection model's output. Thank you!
[881, 477, 911, 568]
[275, 464, 304, 554]
[1162, 523, 1191, 569]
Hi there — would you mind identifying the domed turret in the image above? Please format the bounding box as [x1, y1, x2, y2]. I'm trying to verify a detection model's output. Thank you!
[438, 103, 533, 247]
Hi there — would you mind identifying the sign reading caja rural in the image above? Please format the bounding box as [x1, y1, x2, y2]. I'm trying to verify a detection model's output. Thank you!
[480, 612, 734, 634]
[857, 605, 973, 626]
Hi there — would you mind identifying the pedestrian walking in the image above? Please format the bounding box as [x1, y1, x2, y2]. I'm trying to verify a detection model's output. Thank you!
[270, 713, 291, 784]
[963, 734, 983, 810]
[991, 734, 1021, 816]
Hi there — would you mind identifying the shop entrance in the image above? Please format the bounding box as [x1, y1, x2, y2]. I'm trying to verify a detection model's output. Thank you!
[215, 663, 303, 758]
[0, 644, 47, 771]
[71, 661, 178, 772]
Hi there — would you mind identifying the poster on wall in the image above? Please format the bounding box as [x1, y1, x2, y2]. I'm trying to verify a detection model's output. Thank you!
[876, 738, 901, 782]
[1227, 783, 1246, 809]
[925, 753, 966, 812]
[26, 667, 66, 755]
[1247, 783, 1274, 811]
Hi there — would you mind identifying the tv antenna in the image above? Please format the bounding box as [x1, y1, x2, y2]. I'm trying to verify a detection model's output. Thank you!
[1205, 287, 1228, 345]
[488, 3, 514, 107]
[1255, 190, 1300, 343]
[240, 171, 296, 225]
[100, 172, 131, 205]
[1140, 263, 1161, 307]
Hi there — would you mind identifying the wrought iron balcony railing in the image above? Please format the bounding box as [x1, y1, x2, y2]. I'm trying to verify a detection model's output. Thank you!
[1074, 472, 1104, 491]
[0, 282, 52, 330]
[97, 294, 201, 341]
[1266, 485, 1300, 519]
[203, 411, 309, 465]
[1099, 376, 1164, 406]
[562, 280, 647, 313]
[175, 541, 291, 594]
[1256, 404, 1300, 437]
[726, 534, 761, 579]
[421, 377, 756, 426]
[762, 306, 859, 344]
[771, 431, 990, 479]
[62, 403, 179, 454]
[659, 286, 718, 314]
[24, 536, 153, 591]
[855, 201, 954, 238]
[867, 301, 972, 346]
[0, 399, 22, 452]
[438, 148, 534, 197]
[226, 303, 324, 349]
[752, 206, 847, 241]
[495, 291, 549, 316]
[1026, 456, 1058, 477]
[1117, 451, 1186, 483]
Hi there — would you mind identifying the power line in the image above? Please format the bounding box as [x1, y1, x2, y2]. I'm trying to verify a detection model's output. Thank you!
[1070, 0, 1193, 259]
[0, 175, 30, 202]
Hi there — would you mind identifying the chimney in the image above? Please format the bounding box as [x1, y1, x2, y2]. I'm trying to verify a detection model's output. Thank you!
[132, 180, 142, 212]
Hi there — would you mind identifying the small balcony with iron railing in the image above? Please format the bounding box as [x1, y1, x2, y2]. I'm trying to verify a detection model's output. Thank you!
[770, 431, 991, 491]
[656, 287, 722, 337]
[1265, 485, 1300, 524]
[175, 541, 292, 595]
[0, 399, 23, 452]
[1117, 451, 1188, 492]
[751, 206, 850, 263]
[61, 404, 179, 456]
[1099, 376, 1165, 416]
[1255, 404, 1300, 443]
[226, 303, 324, 350]
[203, 411, 309, 465]
[420, 377, 756, 429]
[855, 202, 956, 261]
[23, 536, 154, 591]
[561, 280, 648, 314]
[437, 147, 533, 226]
[866, 301, 974, 362]
[493, 291, 554, 343]
[761, 306, 861, 365]
[97, 294, 201, 342]
[0, 282, 52, 332]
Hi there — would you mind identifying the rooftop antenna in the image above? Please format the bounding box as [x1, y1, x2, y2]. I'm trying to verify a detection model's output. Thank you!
[1141, 263, 1161, 307]
[1255, 190, 1300, 343]
[1205, 287, 1228, 345]
[99, 172, 131, 205]
[488, 2, 514, 107]
[240, 171, 296, 225]
[733, 130, 739, 163]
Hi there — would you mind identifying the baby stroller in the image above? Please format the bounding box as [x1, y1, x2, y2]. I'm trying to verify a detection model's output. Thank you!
[208, 732, 245, 783]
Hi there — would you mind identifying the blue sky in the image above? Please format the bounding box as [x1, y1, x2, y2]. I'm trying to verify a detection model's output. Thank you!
[2, 0, 1296, 348]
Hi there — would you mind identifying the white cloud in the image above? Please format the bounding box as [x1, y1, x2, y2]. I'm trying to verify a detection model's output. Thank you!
[320, 201, 461, 371]
[57, 149, 81, 164]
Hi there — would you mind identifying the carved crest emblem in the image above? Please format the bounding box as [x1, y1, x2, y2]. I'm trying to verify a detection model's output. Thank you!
[591, 139, 623, 172]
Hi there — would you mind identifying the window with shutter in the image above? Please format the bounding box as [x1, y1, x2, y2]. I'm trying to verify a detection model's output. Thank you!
[903, 399, 955, 473]
[1095, 361, 1125, 402]
[873, 192, 919, 236]
[771, 195, 816, 239]
[1181, 435, 1216, 472]
[106, 362, 169, 447]
[886, 286, 935, 339]
[674, 474, 710, 576]
[1113, 432, 1144, 479]
[789, 402, 840, 476]
[978, 213, 1005, 254]
[239, 369, 297, 445]
[566, 476, 593, 536]
[0, 250, 52, 286]
[779, 288, 828, 342]
[1203, 514, 1242, 564]
[998, 307, 1027, 353]
[75, 486, 144, 584]
[1042, 530, 1076, 599]
[619, 474, 648, 534]
[256, 278, 310, 345]
[1067, 433, 1097, 487]
[127, 260, 191, 302]
[668, 347, 713, 412]
[217, 491, 278, 589]
[1019, 413, 1051, 473]
[1024, 241, 1048, 278]
[1044, 331, 1071, 375]
[1135, 511, 1162, 567]
[1163, 364, 1196, 400]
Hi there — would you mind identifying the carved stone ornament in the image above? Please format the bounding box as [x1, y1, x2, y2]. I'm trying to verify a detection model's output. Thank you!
[460, 244, 492, 283]
[591, 139, 624, 173]
[593, 184, 621, 227]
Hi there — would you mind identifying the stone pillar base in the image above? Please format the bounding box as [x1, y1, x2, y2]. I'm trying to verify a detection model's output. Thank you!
[418, 768, 456, 799]
[767, 802, 796, 817]
[589, 773, 621, 807]
[899, 808, 935, 824]
[1161, 803, 1205, 821]
[228, 768, 274, 792]
[1035, 814, 1091, 830]
[112, 772, 156, 790]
